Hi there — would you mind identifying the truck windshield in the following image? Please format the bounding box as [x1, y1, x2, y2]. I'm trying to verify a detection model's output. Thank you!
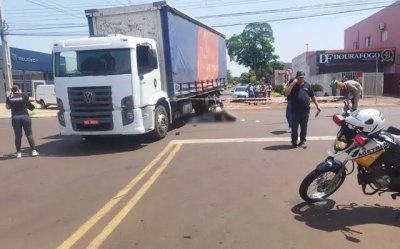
[54, 48, 131, 77]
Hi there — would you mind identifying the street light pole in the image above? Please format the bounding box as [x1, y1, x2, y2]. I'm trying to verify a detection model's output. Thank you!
[0, 0, 13, 95]
[375, 56, 378, 104]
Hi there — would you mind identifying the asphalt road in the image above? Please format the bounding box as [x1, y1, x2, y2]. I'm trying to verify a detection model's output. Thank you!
[1, 106, 400, 249]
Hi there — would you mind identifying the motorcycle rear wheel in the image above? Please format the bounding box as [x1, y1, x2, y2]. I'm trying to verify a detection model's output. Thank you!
[299, 169, 346, 203]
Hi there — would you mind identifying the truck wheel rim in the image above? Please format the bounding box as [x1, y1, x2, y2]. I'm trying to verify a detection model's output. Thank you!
[157, 113, 167, 133]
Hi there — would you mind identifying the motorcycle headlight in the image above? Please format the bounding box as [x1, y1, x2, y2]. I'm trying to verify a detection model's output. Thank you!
[334, 138, 350, 150]
[334, 127, 355, 151]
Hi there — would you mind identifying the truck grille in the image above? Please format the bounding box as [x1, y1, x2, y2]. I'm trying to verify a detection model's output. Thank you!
[68, 86, 114, 131]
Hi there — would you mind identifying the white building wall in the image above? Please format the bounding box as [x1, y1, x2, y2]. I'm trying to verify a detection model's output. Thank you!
[310, 73, 342, 95]
[292, 52, 311, 82]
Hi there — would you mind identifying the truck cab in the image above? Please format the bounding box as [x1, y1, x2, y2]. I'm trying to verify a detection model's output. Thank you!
[53, 35, 170, 139]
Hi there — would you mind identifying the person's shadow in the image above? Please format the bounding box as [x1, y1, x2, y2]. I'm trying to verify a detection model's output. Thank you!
[270, 130, 287, 135]
[263, 144, 292, 151]
[292, 200, 400, 243]
[12, 134, 153, 158]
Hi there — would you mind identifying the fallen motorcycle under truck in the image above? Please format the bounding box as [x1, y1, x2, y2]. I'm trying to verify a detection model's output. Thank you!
[53, 1, 227, 140]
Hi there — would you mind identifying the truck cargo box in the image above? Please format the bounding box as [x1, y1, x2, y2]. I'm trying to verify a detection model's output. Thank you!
[85, 1, 227, 98]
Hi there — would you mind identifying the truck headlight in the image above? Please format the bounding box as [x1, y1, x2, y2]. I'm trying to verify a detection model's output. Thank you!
[121, 95, 133, 109]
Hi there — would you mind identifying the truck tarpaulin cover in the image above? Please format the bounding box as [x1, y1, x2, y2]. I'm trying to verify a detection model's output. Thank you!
[167, 12, 226, 96]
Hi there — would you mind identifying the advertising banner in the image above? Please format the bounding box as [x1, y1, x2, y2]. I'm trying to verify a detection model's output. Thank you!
[317, 48, 395, 65]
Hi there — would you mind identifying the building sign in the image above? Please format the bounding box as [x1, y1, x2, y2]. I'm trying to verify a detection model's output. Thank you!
[11, 53, 39, 63]
[9, 47, 52, 72]
[317, 48, 395, 65]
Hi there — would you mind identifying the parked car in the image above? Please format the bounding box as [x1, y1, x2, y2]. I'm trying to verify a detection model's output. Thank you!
[232, 86, 248, 101]
[35, 84, 56, 108]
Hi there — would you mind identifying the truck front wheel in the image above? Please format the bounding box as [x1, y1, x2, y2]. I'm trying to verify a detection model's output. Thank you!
[150, 105, 169, 140]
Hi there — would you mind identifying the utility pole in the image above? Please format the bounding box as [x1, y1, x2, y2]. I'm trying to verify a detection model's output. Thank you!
[305, 43, 309, 52]
[375, 56, 379, 104]
[0, 0, 13, 94]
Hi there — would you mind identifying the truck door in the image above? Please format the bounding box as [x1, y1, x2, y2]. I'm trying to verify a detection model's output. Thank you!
[136, 43, 161, 106]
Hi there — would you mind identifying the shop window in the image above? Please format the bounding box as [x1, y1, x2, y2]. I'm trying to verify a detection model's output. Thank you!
[12, 70, 24, 80]
[23, 71, 45, 81]
[381, 30, 388, 42]
[365, 36, 372, 48]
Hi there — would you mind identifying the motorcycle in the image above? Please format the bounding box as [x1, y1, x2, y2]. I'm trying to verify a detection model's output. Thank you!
[299, 105, 400, 203]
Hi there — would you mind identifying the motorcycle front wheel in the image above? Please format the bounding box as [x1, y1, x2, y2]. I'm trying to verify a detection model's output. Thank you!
[299, 169, 346, 203]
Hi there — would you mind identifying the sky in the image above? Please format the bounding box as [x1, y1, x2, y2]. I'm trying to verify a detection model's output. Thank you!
[3, 0, 397, 76]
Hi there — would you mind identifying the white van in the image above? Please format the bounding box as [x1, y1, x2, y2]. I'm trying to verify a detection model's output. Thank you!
[35, 85, 56, 109]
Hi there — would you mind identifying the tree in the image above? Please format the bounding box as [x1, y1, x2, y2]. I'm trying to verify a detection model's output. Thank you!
[239, 72, 250, 84]
[226, 22, 280, 80]
[227, 69, 234, 85]
[265, 60, 284, 75]
[239, 71, 256, 84]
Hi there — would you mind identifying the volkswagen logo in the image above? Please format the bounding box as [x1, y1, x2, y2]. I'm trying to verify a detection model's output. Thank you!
[83, 90, 95, 104]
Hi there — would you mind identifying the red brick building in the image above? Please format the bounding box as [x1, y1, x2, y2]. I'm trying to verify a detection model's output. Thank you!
[344, 1, 400, 94]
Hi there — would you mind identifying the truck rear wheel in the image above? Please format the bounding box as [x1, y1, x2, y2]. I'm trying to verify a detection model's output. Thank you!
[150, 105, 169, 140]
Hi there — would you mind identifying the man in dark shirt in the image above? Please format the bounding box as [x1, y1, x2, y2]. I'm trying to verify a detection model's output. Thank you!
[284, 71, 321, 148]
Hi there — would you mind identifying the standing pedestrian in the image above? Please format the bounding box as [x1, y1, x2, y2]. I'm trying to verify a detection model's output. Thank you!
[330, 76, 338, 96]
[6, 85, 39, 158]
[284, 71, 321, 149]
[266, 84, 272, 99]
[246, 83, 255, 104]
[285, 79, 294, 133]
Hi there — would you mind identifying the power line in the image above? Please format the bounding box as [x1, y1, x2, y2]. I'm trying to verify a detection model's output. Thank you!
[23, 0, 82, 18]
[9, 24, 87, 31]
[196, 0, 393, 19]
[4, 0, 397, 35]
[212, 3, 397, 27]
[7, 32, 88, 36]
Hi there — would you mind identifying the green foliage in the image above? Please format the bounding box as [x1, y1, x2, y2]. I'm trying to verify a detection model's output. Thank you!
[239, 71, 256, 84]
[265, 61, 285, 75]
[232, 77, 240, 84]
[226, 22, 280, 80]
[312, 84, 324, 92]
[274, 84, 284, 94]
[250, 75, 257, 83]
[227, 70, 234, 85]
[239, 72, 250, 84]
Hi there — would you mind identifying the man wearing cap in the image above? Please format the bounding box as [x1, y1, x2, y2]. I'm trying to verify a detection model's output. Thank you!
[337, 80, 362, 111]
[284, 71, 321, 149]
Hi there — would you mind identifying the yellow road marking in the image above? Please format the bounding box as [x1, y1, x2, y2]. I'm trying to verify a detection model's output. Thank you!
[56, 142, 175, 249]
[87, 143, 182, 248]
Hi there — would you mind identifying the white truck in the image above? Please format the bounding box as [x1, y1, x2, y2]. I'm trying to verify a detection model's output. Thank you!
[53, 1, 227, 140]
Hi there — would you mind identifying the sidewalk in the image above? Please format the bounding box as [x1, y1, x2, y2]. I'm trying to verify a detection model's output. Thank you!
[1, 96, 399, 118]
[224, 95, 400, 110]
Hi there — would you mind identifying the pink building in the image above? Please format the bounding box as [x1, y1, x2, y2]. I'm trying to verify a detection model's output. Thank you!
[344, 1, 400, 93]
